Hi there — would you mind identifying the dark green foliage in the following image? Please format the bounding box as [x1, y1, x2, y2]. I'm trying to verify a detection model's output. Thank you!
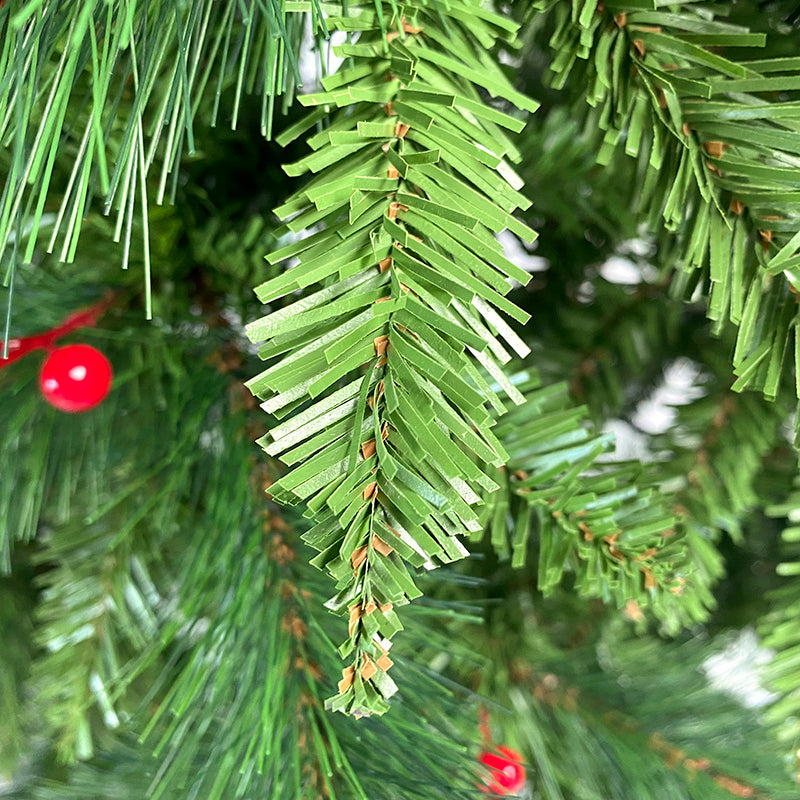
[0, 568, 35, 774]
[762, 479, 800, 748]
[495, 625, 798, 800]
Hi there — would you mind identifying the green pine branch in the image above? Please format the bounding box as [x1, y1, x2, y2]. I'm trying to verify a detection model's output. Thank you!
[0, 317, 244, 573]
[476, 371, 717, 631]
[0, 0, 312, 332]
[655, 384, 791, 538]
[246, 0, 538, 716]
[536, 0, 800, 410]
[528, 275, 688, 419]
[1, 291, 260, 758]
[136, 524, 488, 800]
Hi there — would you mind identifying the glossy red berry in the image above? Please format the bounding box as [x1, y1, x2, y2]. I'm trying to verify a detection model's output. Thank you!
[39, 344, 112, 413]
[478, 746, 526, 795]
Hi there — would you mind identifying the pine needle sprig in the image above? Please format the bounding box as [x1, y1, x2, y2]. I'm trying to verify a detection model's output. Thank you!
[246, 0, 537, 716]
[475, 371, 715, 630]
[0, 0, 313, 334]
[535, 0, 800, 412]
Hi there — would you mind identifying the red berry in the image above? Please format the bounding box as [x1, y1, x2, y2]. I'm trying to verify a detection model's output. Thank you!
[478, 746, 526, 795]
[39, 344, 112, 413]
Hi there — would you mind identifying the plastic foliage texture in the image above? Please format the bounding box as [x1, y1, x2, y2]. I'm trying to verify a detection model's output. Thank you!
[474, 371, 716, 633]
[0, 0, 313, 331]
[245, 0, 538, 717]
[533, 0, 800, 421]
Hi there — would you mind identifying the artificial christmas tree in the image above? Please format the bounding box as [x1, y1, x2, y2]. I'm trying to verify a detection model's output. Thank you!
[2, 0, 800, 798]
